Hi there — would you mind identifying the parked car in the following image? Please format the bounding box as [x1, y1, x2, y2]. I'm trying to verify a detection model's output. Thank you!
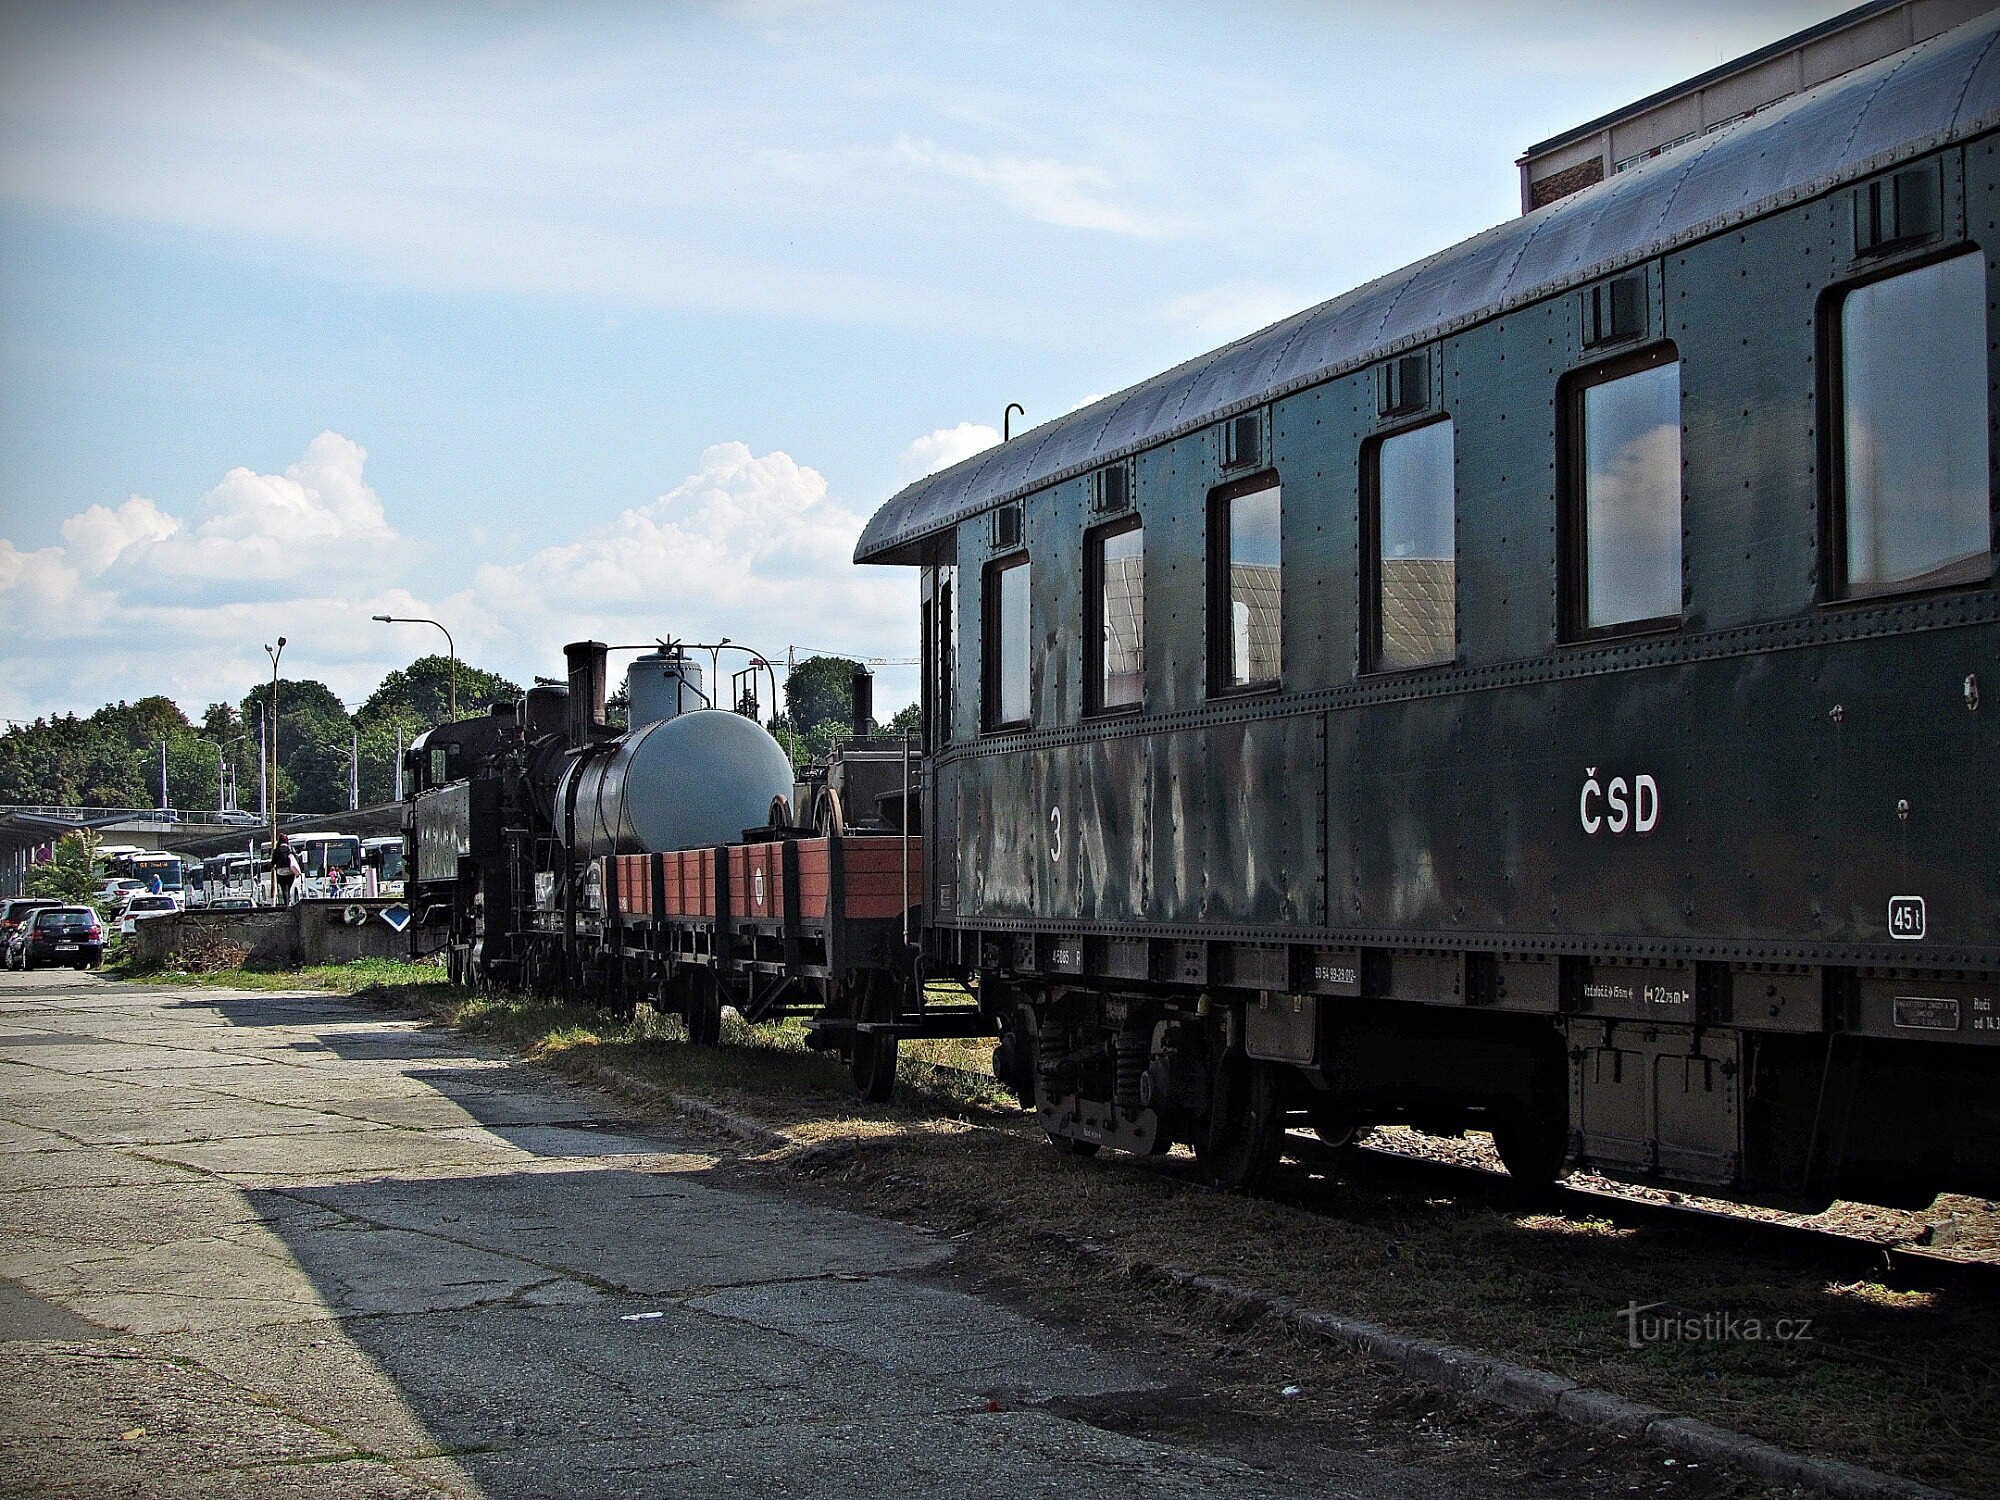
[117, 893, 182, 936]
[0, 899, 63, 956]
[95, 879, 147, 907]
[7, 906, 105, 970]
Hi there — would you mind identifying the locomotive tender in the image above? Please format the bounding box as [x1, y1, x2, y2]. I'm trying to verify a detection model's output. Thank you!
[412, 12, 2000, 1209]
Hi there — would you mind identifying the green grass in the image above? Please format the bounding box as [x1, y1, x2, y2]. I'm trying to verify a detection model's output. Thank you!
[415, 989, 1014, 1130]
[108, 955, 461, 996]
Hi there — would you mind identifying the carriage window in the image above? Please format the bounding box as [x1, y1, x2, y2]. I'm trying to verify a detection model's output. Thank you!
[922, 566, 956, 749]
[1088, 520, 1144, 712]
[1211, 478, 1282, 690]
[1836, 253, 1991, 597]
[1566, 350, 1681, 637]
[984, 556, 1030, 729]
[1369, 420, 1456, 670]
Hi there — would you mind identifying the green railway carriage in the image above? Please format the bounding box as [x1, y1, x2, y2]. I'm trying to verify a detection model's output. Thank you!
[857, 14, 2000, 1202]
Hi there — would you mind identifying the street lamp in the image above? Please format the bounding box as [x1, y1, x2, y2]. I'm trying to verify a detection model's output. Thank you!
[371, 614, 458, 722]
[189, 734, 256, 816]
[264, 637, 285, 898]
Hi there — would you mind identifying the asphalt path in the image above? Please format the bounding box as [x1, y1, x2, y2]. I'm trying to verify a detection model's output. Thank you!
[0, 970, 1581, 1499]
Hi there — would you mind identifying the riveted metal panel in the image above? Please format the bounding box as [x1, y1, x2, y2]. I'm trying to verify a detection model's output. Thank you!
[955, 748, 1038, 919]
[1445, 303, 1566, 669]
[1272, 377, 1367, 694]
[1195, 715, 1324, 926]
[1813, 630, 2000, 950]
[1138, 434, 1209, 716]
[1075, 734, 1151, 923]
[1669, 211, 1827, 630]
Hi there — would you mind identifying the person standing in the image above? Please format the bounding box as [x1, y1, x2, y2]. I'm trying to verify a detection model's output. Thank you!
[273, 837, 302, 906]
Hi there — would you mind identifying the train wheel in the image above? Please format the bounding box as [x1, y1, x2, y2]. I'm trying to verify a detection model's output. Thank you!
[1492, 1113, 1568, 1186]
[1309, 1112, 1362, 1153]
[685, 970, 723, 1047]
[1197, 1057, 1284, 1192]
[849, 972, 898, 1103]
[530, 946, 559, 999]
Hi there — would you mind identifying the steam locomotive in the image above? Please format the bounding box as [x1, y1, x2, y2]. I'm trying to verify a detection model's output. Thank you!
[410, 13, 2000, 1210]
[404, 641, 941, 1101]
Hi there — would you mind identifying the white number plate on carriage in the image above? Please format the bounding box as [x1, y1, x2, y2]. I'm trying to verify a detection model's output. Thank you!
[53, 942, 77, 952]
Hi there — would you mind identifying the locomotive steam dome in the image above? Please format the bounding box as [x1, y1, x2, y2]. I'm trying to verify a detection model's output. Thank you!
[556, 707, 793, 859]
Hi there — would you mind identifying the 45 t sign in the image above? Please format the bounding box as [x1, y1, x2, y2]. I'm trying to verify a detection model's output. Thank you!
[1579, 767, 1661, 837]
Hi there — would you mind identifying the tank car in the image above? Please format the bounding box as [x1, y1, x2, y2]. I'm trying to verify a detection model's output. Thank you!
[403, 639, 945, 1096]
[855, 13, 2000, 1207]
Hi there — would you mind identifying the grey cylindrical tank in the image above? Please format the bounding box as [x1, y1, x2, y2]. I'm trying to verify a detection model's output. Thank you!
[627, 650, 708, 729]
[557, 709, 793, 859]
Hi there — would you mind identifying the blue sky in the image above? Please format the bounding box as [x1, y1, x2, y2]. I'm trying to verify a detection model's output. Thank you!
[0, 0, 1851, 723]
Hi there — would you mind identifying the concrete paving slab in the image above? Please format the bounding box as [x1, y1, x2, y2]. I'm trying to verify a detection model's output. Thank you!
[0, 1180, 340, 1250]
[137, 1127, 534, 1180]
[16, 1098, 389, 1148]
[0, 1341, 358, 1491]
[31, 1460, 456, 1500]
[688, 1277, 1160, 1400]
[0, 1042, 235, 1075]
[0, 1144, 207, 1192]
[0, 1120, 80, 1153]
[404, 1409, 1299, 1500]
[286, 1167, 952, 1294]
[0, 1276, 106, 1341]
[0, 1063, 100, 1097]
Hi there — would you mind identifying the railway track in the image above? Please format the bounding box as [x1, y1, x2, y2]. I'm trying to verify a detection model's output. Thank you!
[905, 1058, 2000, 1293]
[1282, 1132, 2000, 1294]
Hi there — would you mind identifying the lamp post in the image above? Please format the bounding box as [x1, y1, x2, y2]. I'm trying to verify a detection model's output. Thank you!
[190, 734, 256, 816]
[264, 637, 285, 900]
[371, 614, 458, 722]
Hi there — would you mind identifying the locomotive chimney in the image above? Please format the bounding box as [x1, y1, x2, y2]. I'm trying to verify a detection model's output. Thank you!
[563, 640, 609, 747]
[850, 664, 874, 740]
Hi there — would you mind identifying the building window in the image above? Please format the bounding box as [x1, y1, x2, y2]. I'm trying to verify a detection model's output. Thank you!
[1564, 348, 1682, 638]
[1210, 477, 1282, 690]
[983, 556, 1030, 729]
[1834, 253, 1992, 598]
[1087, 519, 1143, 712]
[1368, 419, 1456, 671]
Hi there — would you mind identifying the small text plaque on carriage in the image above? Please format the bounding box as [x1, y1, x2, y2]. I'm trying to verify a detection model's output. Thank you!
[1887, 895, 1926, 940]
[1301, 948, 1362, 996]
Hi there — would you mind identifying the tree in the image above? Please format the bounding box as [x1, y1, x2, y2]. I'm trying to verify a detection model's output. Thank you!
[355, 714, 422, 806]
[357, 655, 522, 730]
[885, 702, 920, 735]
[26, 830, 102, 907]
[200, 703, 243, 740]
[239, 679, 355, 814]
[783, 656, 861, 736]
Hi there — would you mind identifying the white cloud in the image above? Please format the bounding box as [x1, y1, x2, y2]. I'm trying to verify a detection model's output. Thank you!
[895, 137, 1177, 238]
[59, 496, 178, 573]
[470, 442, 908, 676]
[899, 421, 999, 480]
[0, 434, 917, 725]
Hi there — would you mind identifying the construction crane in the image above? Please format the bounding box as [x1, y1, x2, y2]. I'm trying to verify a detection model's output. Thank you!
[785, 646, 918, 669]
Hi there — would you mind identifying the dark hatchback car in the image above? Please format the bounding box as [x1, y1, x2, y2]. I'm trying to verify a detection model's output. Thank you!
[7, 906, 105, 970]
[0, 899, 63, 960]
